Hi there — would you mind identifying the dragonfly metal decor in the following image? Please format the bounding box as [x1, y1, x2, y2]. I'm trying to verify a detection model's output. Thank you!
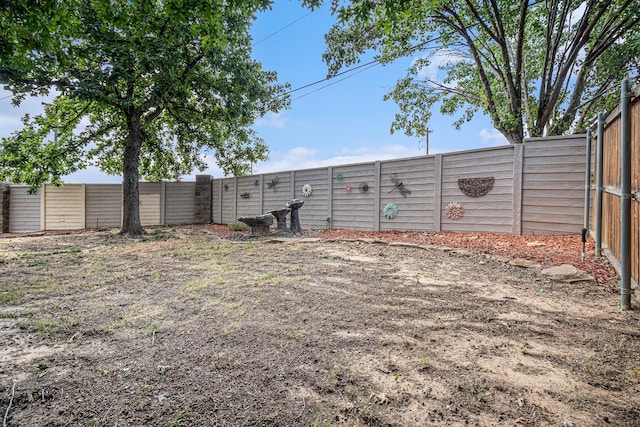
[388, 174, 411, 196]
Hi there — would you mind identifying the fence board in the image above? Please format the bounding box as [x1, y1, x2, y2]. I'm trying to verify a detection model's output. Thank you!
[8, 186, 41, 232]
[139, 183, 162, 226]
[521, 136, 586, 235]
[212, 180, 222, 224]
[220, 178, 235, 224]
[293, 168, 330, 229]
[165, 182, 196, 225]
[86, 184, 121, 228]
[592, 91, 639, 286]
[332, 163, 376, 230]
[235, 177, 261, 219]
[441, 147, 514, 233]
[44, 184, 84, 230]
[262, 173, 292, 213]
[380, 157, 435, 231]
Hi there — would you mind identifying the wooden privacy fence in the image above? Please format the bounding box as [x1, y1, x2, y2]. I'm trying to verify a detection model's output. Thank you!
[591, 83, 640, 289]
[1, 134, 588, 236]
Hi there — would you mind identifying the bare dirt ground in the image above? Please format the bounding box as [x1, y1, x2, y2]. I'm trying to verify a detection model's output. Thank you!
[0, 226, 638, 426]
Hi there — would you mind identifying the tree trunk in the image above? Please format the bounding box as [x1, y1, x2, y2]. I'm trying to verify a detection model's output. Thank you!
[499, 127, 525, 145]
[121, 112, 145, 236]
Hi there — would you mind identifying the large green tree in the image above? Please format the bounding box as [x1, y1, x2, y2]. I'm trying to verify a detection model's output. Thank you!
[322, 0, 640, 144]
[0, 0, 290, 235]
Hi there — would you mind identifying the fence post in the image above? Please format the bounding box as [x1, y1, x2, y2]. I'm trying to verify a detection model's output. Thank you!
[40, 185, 47, 231]
[595, 113, 605, 256]
[583, 132, 592, 232]
[0, 183, 9, 233]
[512, 144, 524, 235]
[233, 177, 238, 221]
[218, 179, 224, 224]
[81, 184, 86, 229]
[195, 175, 213, 223]
[160, 181, 166, 225]
[259, 174, 264, 215]
[374, 161, 381, 231]
[327, 166, 333, 229]
[620, 78, 632, 310]
[433, 154, 443, 231]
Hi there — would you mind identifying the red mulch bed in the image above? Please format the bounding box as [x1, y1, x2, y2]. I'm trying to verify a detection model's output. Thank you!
[205, 224, 617, 284]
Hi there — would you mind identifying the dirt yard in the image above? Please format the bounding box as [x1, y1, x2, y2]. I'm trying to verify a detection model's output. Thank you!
[0, 226, 638, 426]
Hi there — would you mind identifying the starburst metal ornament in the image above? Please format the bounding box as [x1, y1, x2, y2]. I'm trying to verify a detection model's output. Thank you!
[445, 202, 465, 220]
[383, 202, 398, 219]
[302, 184, 313, 197]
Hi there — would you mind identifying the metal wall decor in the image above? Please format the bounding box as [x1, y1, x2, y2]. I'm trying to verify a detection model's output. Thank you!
[336, 173, 343, 181]
[359, 182, 369, 193]
[445, 202, 465, 220]
[345, 185, 352, 192]
[240, 192, 250, 199]
[458, 177, 494, 198]
[388, 173, 411, 196]
[267, 176, 279, 191]
[302, 184, 313, 197]
[383, 203, 398, 219]
[224, 184, 229, 192]
[254, 179, 260, 187]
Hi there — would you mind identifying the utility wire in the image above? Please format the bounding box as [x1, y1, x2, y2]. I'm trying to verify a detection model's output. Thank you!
[286, 58, 381, 95]
[252, 11, 314, 47]
[285, 34, 445, 99]
[292, 62, 380, 101]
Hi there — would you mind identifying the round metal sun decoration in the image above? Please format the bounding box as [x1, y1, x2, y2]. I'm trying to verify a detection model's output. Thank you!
[383, 203, 398, 219]
[302, 184, 313, 197]
[445, 202, 465, 220]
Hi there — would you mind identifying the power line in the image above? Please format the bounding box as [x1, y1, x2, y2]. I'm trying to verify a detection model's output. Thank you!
[286, 58, 381, 95]
[252, 11, 314, 47]
[284, 35, 445, 99]
[292, 62, 380, 100]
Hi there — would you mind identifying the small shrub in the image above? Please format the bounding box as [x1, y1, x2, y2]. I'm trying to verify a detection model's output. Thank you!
[228, 221, 249, 232]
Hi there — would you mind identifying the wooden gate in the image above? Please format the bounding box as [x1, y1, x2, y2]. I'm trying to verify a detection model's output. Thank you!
[592, 84, 640, 287]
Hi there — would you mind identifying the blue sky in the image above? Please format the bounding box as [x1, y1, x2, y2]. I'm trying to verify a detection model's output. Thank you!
[0, 0, 508, 183]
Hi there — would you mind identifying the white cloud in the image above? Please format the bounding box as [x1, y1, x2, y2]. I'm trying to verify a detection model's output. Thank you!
[252, 144, 424, 175]
[413, 49, 465, 81]
[479, 128, 509, 147]
[568, 2, 587, 27]
[254, 112, 288, 128]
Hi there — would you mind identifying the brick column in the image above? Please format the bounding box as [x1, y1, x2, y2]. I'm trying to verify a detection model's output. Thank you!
[195, 175, 213, 223]
[0, 183, 9, 233]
